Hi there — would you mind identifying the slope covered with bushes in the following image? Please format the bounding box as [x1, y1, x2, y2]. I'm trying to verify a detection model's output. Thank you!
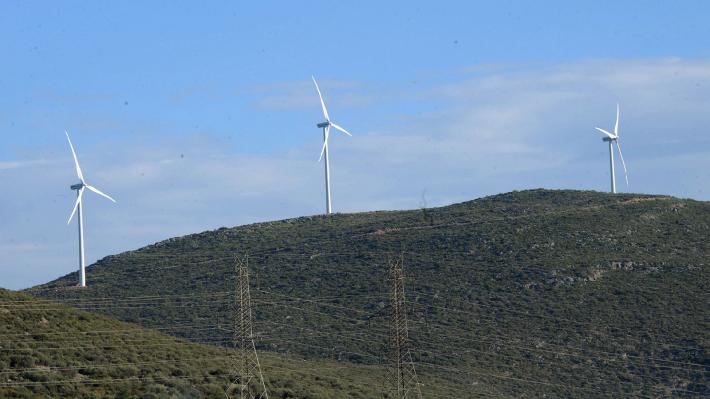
[31, 189, 710, 397]
[2, 289, 449, 398]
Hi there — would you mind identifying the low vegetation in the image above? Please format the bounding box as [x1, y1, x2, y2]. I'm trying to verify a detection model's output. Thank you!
[29, 189, 710, 397]
[2, 289, 469, 398]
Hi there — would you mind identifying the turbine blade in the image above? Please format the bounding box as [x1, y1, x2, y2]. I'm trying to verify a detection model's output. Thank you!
[330, 122, 352, 137]
[318, 127, 330, 162]
[86, 184, 116, 203]
[67, 187, 85, 224]
[318, 140, 328, 162]
[594, 127, 615, 139]
[615, 141, 629, 186]
[65, 131, 85, 183]
[614, 103, 620, 137]
[311, 76, 330, 121]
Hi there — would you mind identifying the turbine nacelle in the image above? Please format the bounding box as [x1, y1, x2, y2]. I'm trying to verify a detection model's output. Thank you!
[70, 183, 84, 190]
[317, 122, 330, 128]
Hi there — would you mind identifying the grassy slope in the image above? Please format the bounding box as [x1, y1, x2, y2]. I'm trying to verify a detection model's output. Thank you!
[2, 289, 456, 399]
[30, 189, 710, 397]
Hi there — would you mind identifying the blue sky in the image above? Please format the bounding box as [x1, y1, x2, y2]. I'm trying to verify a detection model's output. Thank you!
[2, 1, 710, 289]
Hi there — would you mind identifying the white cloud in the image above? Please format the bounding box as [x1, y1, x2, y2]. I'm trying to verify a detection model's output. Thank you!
[0, 159, 54, 170]
[0, 161, 21, 170]
[249, 78, 376, 111]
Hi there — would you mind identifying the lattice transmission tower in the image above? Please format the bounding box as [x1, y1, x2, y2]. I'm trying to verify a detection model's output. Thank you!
[386, 254, 423, 399]
[225, 255, 269, 399]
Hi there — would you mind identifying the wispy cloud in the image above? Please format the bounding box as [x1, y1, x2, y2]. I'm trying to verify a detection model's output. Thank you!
[249, 78, 376, 111]
[0, 159, 54, 170]
[2, 57, 710, 289]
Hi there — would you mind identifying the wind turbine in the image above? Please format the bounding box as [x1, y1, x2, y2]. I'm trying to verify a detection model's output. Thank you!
[312, 76, 352, 215]
[65, 131, 116, 287]
[594, 103, 628, 193]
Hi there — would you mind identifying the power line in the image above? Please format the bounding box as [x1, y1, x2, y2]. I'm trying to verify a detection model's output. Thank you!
[3, 329, 698, 398]
[255, 318, 705, 396]
[249, 292, 709, 369]
[250, 335, 674, 398]
[5, 290, 703, 372]
[5, 289, 704, 372]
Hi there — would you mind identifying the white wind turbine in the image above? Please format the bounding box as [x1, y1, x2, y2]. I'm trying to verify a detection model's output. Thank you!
[65, 131, 116, 287]
[594, 103, 628, 193]
[312, 76, 353, 215]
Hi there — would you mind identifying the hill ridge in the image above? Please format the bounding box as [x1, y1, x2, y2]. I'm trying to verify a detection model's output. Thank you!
[88, 188, 691, 264]
[29, 188, 710, 398]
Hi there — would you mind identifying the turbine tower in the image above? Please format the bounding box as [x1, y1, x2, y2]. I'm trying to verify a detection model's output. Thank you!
[312, 76, 353, 215]
[594, 103, 628, 193]
[65, 132, 116, 287]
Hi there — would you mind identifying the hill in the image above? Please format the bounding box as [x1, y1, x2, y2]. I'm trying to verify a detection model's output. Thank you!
[1, 288, 456, 398]
[30, 189, 710, 397]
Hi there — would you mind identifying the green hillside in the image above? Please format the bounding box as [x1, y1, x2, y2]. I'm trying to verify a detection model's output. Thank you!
[1, 289, 458, 398]
[30, 189, 710, 397]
